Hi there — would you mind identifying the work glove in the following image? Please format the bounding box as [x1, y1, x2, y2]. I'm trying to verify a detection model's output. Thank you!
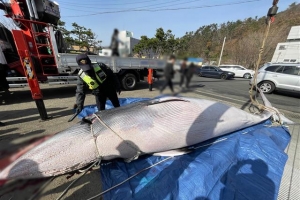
[73, 104, 83, 113]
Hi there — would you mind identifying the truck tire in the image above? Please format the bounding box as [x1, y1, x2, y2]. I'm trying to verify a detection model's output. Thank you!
[122, 73, 137, 90]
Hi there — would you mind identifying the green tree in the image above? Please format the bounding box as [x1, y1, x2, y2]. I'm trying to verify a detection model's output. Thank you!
[133, 36, 154, 58]
[55, 20, 74, 50]
[70, 23, 102, 53]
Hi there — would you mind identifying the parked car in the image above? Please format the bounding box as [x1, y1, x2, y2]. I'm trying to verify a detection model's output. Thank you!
[197, 66, 235, 79]
[249, 63, 300, 94]
[219, 65, 254, 79]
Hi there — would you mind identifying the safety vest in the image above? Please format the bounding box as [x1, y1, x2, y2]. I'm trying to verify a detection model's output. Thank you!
[78, 65, 107, 90]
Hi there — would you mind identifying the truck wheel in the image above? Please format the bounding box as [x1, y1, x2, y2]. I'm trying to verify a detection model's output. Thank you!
[122, 73, 137, 90]
[258, 81, 275, 94]
[243, 73, 251, 79]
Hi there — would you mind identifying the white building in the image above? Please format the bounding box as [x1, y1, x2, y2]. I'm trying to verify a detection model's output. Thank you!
[271, 26, 300, 63]
[99, 30, 140, 57]
[118, 31, 140, 57]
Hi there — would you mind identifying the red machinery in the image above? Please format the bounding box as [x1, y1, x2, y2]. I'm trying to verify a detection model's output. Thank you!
[0, 0, 61, 120]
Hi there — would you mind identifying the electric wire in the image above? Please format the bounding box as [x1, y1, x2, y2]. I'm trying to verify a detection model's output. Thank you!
[58, 0, 165, 6]
[59, 0, 183, 10]
[61, 0, 203, 12]
[62, 0, 264, 17]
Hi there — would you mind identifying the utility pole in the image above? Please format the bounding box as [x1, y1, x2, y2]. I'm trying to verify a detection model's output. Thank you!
[218, 37, 226, 67]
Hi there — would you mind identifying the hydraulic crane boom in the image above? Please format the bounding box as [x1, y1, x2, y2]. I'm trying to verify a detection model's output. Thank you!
[0, 0, 61, 120]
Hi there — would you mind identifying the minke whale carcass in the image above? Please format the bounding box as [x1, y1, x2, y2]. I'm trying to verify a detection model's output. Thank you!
[0, 92, 294, 181]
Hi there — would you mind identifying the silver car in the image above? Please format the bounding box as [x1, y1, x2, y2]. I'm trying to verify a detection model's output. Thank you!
[250, 63, 300, 94]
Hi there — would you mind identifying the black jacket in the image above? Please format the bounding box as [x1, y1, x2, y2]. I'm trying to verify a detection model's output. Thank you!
[0, 64, 9, 91]
[186, 63, 196, 78]
[164, 62, 175, 79]
[180, 62, 188, 75]
[75, 63, 121, 108]
[110, 34, 119, 50]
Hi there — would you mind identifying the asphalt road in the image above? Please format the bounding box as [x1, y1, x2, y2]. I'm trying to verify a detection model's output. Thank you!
[0, 73, 299, 199]
[169, 73, 300, 115]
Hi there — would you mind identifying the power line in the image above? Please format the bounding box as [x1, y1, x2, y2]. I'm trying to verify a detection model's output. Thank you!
[62, 0, 264, 18]
[59, 0, 184, 10]
[58, 0, 164, 6]
[60, 0, 203, 12]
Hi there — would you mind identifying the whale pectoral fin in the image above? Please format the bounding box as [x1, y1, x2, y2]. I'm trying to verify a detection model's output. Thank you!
[147, 97, 189, 106]
[152, 148, 192, 157]
[123, 151, 142, 163]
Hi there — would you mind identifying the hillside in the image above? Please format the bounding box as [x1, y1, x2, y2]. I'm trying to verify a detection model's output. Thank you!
[178, 2, 300, 68]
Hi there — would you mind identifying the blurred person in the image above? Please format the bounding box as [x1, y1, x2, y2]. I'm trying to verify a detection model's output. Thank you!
[0, 63, 10, 127]
[159, 55, 176, 95]
[185, 62, 196, 89]
[179, 57, 188, 88]
[74, 54, 121, 113]
[110, 29, 124, 57]
[0, 63, 12, 95]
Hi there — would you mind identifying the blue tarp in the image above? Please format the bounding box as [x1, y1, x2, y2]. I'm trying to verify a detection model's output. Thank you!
[77, 98, 150, 119]
[80, 97, 291, 200]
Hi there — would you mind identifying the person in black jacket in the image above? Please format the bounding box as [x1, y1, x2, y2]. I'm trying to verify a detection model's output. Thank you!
[110, 29, 124, 57]
[159, 55, 176, 94]
[185, 62, 196, 89]
[0, 63, 11, 95]
[74, 54, 121, 113]
[179, 57, 188, 88]
[0, 63, 11, 127]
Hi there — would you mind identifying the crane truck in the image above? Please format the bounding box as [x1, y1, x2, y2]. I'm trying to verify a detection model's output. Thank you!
[0, 0, 165, 120]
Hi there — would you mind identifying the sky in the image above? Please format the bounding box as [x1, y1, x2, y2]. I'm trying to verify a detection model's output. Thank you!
[1, 0, 299, 46]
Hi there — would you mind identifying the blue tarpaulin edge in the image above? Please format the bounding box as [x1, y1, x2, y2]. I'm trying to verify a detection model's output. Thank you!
[80, 97, 291, 200]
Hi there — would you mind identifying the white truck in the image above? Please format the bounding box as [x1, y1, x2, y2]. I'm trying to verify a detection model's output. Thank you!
[1, 24, 166, 90]
[0, 0, 166, 91]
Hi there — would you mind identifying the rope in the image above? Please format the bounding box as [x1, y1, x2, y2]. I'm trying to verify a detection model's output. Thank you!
[86, 156, 173, 200]
[56, 122, 102, 200]
[28, 177, 55, 200]
[93, 114, 143, 160]
[91, 120, 102, 160]
[56, 160, 101, 200]
[248, 1, 283, 124]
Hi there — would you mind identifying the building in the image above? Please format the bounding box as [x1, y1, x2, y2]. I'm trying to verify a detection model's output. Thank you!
[99, 30, 158, 58]
[271, 26, 300, 63]
[118, 30, 140, 57]
[99, 30, 141, 57]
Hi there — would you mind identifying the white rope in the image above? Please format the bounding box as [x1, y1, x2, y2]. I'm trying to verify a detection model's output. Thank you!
[56, 121, 102, 200]
[249, 17, 283, 124]
[91, 119, 102, 160]
[86, 156, 173, 200]
[56, 159, 101, 200]
[28, 177, 55, 200]
[93, 114, 142, 160]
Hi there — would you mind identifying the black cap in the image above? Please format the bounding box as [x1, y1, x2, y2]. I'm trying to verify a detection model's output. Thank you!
[76, 54, 91, 64]
[79, 64, 92, 71]
[76, 54, 92, 71]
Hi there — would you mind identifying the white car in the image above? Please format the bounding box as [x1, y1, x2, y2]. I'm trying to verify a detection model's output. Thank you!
[219, 65, 254, 79]
[250, 63, 300, 94]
